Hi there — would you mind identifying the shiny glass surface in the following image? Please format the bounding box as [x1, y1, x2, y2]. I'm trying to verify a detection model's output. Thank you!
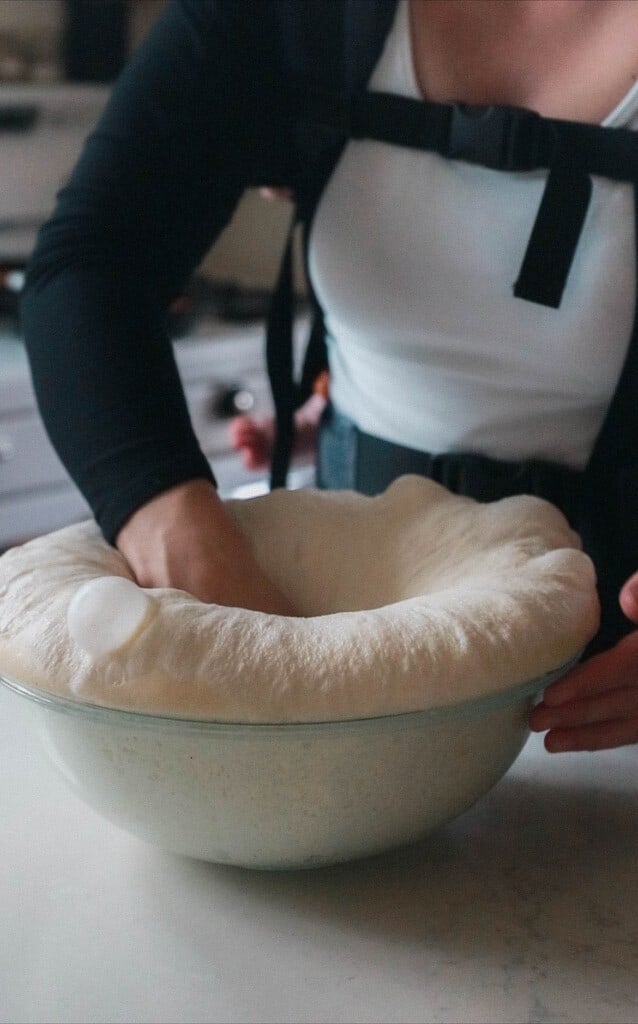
[0, 658, 577, 734]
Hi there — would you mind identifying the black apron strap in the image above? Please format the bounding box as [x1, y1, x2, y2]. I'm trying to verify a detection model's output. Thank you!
[299, 90, 638, 308]
[514, 164, 593, 308]
[267, 89, 638, 487]
[266, 214, 330, 489]
[317, 404, 584, 518]
[301, 90, 638, 181]
[265, 221, 298, 489]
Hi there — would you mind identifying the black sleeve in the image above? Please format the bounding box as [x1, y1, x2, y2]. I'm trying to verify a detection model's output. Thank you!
[20, 0, 295, 544]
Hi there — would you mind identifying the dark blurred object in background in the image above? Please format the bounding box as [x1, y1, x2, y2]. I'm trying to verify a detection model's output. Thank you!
[167, 276, 298, 337]
[63, 0, 128, 82]
[0, 264, 25, 329]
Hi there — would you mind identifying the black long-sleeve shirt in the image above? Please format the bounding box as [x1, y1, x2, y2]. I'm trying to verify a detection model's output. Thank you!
[21, 0, 317, 542]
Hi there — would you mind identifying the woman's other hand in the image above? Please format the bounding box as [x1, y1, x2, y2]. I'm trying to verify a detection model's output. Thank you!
[529, 571, 638, 751]
[229, 390, 327, 471]
[115, 479, 297, 615]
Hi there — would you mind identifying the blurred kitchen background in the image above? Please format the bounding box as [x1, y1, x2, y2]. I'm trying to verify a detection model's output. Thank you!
[0, 0, 311, 550]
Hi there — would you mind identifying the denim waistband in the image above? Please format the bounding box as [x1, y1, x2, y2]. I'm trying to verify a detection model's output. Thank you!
[316, 404, 585, 520]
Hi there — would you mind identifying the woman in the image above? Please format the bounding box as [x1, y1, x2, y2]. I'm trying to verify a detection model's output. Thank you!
[21, 0, 638, 751]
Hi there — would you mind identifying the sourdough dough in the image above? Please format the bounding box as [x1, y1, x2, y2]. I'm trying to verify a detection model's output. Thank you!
[0, 476, 600, 721]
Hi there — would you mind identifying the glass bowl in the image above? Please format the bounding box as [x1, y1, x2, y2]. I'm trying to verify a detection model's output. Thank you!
[0, 663, 572, 869]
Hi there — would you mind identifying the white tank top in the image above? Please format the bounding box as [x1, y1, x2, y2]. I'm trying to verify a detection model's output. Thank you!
[308, 0, 638, 469]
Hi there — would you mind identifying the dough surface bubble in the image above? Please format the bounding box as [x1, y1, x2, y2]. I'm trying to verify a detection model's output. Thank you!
[67, 576, 153, 660]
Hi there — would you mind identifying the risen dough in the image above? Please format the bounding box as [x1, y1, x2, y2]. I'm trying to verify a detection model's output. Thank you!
[0, 476, 599, 721]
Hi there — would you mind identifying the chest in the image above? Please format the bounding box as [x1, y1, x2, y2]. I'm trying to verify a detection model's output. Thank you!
[408, 0, 638, 123]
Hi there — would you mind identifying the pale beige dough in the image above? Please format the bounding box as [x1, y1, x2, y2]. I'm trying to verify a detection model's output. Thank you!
[0, 476, 600, 721]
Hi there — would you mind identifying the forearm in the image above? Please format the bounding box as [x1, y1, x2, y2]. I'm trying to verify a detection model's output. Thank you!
[20, 0, 293, 542]
[21, 264, 214, 543]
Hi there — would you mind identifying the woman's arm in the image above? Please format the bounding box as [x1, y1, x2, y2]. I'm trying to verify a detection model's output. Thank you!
[21, 0, 292, 545]
[21, 1, 299, 610]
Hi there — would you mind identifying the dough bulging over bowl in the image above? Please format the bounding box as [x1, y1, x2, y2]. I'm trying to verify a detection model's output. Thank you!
[0, 477, 601, 867]
[0, 475, 600, 723]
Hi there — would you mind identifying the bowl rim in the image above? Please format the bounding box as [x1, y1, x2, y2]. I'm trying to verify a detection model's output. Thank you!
[0, 657, 578, 734]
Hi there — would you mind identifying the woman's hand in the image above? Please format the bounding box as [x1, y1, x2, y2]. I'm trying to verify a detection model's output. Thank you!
[115, 479, 297, 615]
[529, 572, 638, 752]
[229, 391, 327, 471]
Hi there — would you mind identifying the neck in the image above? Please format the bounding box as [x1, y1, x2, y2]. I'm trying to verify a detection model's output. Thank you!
[414, 0, 610, 34]
[408, 0, 638, 120]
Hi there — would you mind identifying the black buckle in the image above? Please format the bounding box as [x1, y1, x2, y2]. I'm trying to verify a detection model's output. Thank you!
[448, 104, 543, 172]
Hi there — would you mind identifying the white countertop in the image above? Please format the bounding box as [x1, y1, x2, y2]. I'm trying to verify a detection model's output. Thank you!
[1, 684, 636, 1024]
